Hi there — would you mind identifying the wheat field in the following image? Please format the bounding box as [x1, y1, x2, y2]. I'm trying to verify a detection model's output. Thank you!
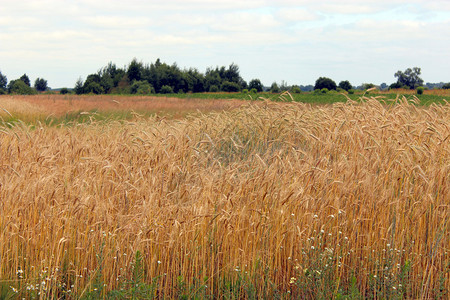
[0, 96, 448, 298]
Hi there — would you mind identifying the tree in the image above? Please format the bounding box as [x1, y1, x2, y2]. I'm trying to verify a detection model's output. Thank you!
[338, 80, 352, 91]
[442, 83, 450, 89]
[7, 79, 36, 94]
[394, 67, 423, 89]
[270, 82, 280, 93]
[362, 83, 376, 90]
[34, 78, 48, 92]
[248, 79, 263, 92]
[314, 77, 337, 91]
[20, 74, 31, 86]
[127, 58, 143, 82]
[291, 85, 301, 94]
[0, 71, 7, 91]
[221, 81, 240, 92]
[389, 82, 402, 89]
[74, 78, 84, 94]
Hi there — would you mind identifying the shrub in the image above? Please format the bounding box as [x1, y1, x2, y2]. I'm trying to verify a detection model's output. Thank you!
[250, 88, 257, 94]
[291, 86, 301, 94]
[442, 83, 450, 89]
[160, 85, 174, 94]
[60, 88, 70, 95]
[348, 89, 355, 95]
[85, 82, 104, 94]
[321, 88, 329, 94]
[270, 82, 280, 93]
[7, 80, 37, 95]
[130, 81, 154, 95]
[416, 86, 424, 95]
[221, 81, 241, 92]
[209, 85, 219, 93]
[242, 89, 249, 94]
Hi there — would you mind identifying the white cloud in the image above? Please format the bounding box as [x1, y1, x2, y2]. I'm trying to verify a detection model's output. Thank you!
[276, 8, 320, 22]
[0, 0, 449, 87]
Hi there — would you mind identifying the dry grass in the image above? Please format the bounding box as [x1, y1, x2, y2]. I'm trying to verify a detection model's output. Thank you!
[379, 88, 450, 96]
[0, 94, 247, 122]
[0, 96, 448, 298]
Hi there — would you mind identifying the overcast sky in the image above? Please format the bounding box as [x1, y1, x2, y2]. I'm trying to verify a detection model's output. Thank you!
[1, 0, 449, 88]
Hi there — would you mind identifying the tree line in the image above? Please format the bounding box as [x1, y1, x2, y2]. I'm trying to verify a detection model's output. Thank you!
[72, 59, 261, 95]
[0, 73, 48, 95]
[1, 60, 449, 95]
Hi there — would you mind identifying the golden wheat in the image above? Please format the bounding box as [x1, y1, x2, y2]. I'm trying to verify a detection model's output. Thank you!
[0, 97, 448, 298]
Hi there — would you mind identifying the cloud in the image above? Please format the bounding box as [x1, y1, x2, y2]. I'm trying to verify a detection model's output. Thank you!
[276, 8, 320, 22]
[82, 16, 152, 29]
[1, 0, 449, 87]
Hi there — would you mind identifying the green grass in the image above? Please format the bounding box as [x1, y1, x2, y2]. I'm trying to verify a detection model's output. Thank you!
[147, 91, 448, 105]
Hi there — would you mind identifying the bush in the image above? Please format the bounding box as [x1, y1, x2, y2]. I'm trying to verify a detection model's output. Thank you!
[7, 80, 37, 95]
[291, 86, 301, 94]
[442, 83, 450, 89]
[348, 89, 355, 95]
[209, 85, 219, 93]
[270, 82, 280, 93]
[321, 88, 329, 94]
[221, 81, 241, 92]
[242, 89, 249, 93]
[416, 86, 424, 95]
[85, 82, 104, 94]
[250, 88, 257, 93]
[131, 81, 154, 95]
[160, 85, 174, 94]
[60, 88, 70, 95]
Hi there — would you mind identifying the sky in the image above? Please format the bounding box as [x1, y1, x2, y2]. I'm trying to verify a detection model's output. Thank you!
[1, 0, 450, 88]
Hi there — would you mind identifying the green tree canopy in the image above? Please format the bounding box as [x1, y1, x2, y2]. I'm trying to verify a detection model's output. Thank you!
[7, 79, 36, 94]
[0, 71, 7, 88]
[394, 67, 423, 89]
[160, 85, 174, 94]
[270, 82, 280, 93]
[248, 79, 263, 92]
[20, 74, 31, 86]
[130, 80, 154, 94]
[127, 58, 143, 82]
[338, 80, 352, 91]
[34, 78, 48, 92]
[74, 78, 84, 95]
[314, 77, 337, 91]
[221, 81, 241, 92]
[0, 71, 7, 92]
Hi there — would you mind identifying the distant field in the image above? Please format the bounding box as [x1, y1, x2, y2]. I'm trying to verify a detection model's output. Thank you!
[0, 95, 448, 298]
[149, 89, 450, 106]
[0, 91, 448, 126]
[0, 94, 247, 125]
